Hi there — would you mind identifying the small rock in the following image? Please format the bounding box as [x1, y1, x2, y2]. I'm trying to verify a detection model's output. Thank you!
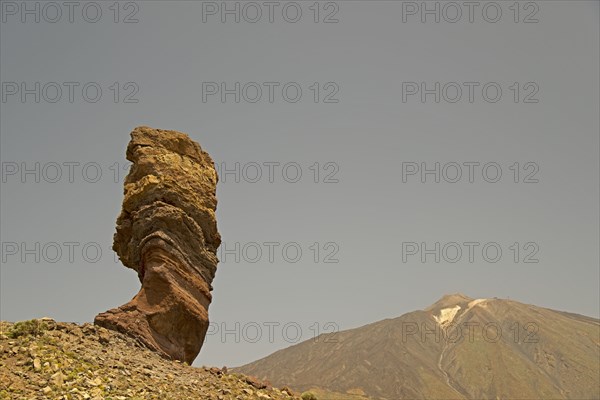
[245, 375, 269, 389]
[98, 331, 110, 344]
[33, 358, 41, 371]
[51, 371, 65, 386]
[82, 323, 96, 335]
[42, 386, 52, 394]
[87, 377, 102, 386]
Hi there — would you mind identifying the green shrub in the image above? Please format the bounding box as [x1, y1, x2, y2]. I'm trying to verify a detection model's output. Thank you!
[8, 319, 47, 338]
[301, 392, 318, 400]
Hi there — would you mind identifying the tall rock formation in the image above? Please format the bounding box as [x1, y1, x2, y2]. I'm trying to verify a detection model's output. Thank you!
[95, 126, 221, 364]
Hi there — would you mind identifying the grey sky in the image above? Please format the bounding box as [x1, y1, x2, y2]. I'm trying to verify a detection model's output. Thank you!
[1, 1, 598, 367]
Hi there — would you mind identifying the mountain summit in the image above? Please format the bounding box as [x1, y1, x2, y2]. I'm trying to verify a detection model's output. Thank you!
[235, 295, 600, 399]
[425, 293, 473, 311]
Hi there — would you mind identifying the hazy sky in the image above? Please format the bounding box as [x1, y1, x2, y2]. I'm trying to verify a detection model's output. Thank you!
[1, 1, 598, 367]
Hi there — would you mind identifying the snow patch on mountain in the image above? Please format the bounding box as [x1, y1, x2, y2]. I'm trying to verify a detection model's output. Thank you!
[434, 305, 461, 326]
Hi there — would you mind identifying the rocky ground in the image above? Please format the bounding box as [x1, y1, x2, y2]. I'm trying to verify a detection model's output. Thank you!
[0, 319, 300, 400]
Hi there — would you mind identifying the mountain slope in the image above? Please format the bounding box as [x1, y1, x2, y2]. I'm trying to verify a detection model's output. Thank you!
[0, 319, 300, 400]
[235, 295, 600, 400]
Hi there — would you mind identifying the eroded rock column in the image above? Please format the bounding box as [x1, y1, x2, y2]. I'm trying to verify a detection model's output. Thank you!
[95, 126, 221, 364]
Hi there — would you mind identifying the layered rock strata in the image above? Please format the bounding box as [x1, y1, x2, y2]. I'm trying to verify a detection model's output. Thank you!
[95, 126, 220, 364]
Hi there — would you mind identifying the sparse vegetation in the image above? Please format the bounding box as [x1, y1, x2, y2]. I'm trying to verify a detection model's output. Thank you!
[301, 392, 318, 400]
[7, 319, 47, 338]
